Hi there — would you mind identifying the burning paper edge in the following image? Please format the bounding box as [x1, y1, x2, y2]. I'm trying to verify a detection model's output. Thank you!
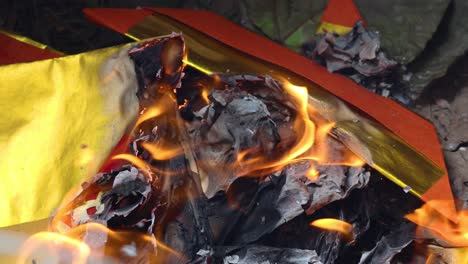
[310, 218, 354, 240]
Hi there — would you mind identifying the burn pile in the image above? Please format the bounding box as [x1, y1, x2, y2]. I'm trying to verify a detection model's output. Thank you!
[39, 35, 436, 264]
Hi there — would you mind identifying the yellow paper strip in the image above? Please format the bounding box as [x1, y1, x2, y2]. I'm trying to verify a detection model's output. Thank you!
[316, 22, 353, 35]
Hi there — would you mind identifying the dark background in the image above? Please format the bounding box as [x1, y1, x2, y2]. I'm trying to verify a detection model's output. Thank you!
[0, 0, 239, 54]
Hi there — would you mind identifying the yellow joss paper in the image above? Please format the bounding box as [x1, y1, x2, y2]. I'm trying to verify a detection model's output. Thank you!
[0, 44, 140, 227]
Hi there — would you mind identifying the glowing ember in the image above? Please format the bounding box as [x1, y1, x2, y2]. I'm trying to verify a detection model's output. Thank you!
[305, 168, 319, 181]
[280, 82, 317, 162]
[200, 88, 210, 104]
[310, 218, 353, 241]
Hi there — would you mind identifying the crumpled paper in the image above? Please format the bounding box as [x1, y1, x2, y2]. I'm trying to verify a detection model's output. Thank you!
[305, 22, 397, 77]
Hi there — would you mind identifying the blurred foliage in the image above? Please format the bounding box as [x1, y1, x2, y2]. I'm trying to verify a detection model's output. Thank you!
[407, 0, 468, 97]
[241, 0, 326, 43]
[355, 0, 450, 64]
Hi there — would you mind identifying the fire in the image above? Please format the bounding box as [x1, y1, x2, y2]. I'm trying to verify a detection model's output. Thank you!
[112, 154, 151, 173]
[305, 168, 319, 181]
[17, 222, 185, 263]
[234, 82, 315, 174]
[18, 232, 90, 264]
[235, 81, 364, 181]
[282, 83, 317, 162]
[12, 72, 366, 261]
[141, 141, 183, 160]
[135, 104, 164, 128]
[132, 91, 177, 131]
[310, 218, 353, 240]
[406, 200, 468, 247]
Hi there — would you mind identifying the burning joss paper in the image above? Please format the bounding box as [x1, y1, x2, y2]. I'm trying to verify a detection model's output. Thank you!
[2, 30, 428, 263]
[1, 20, 456, 264]
[16, 32, 376, 263]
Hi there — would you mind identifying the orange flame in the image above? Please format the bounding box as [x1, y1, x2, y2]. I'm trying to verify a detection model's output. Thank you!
[305, 168, 319, 181]
[18, 222, 186, 263]
[406, 200, 468, 247]
[310, 218, 353, 239]
[282, 83, 317, 160]
[200, 88, 210, 104]
[234, 81, 364, 181]
[234, 83, 315, 173]
[18, 232, 90, 264]
[140, 141, 183, 160]
[111, 154, 150, 172]
[135, 104, 164, 128]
